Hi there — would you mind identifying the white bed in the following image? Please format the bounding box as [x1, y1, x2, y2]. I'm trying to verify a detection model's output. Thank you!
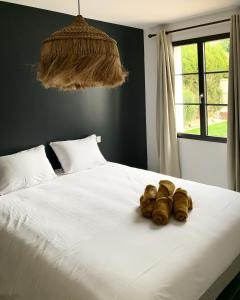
[0, 162, 240, 300]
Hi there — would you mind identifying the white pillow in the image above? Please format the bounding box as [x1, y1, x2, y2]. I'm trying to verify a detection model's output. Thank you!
[0, 145, 56, 195]
[50, 135, 106, 173]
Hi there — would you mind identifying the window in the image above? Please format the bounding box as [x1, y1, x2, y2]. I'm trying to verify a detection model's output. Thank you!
[173, 34, 230, 142]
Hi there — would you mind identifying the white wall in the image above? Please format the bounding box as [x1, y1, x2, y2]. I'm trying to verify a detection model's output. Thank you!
[144, 7, 239, 188]
[178, 139, 227, 187]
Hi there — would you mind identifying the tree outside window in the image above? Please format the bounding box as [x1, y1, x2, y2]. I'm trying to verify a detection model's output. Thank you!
[174, 34, 229, 142]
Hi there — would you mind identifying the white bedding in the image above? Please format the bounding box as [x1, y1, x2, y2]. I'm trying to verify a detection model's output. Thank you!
[0, 162, 240, 300]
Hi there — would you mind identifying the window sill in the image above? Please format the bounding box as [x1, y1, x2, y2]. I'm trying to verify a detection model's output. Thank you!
[177, 133, 227, 143]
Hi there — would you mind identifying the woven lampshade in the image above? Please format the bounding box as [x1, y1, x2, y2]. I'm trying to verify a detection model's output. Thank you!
[37, 15, 128, 90]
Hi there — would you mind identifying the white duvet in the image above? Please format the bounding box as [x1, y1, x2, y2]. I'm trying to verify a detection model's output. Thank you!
[0, 162, 240, 300]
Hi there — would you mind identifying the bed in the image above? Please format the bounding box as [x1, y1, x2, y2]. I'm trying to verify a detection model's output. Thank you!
[0, 162, 240, 300]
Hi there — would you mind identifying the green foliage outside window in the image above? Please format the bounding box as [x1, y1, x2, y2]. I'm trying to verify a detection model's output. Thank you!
[177, 39, 229, 134]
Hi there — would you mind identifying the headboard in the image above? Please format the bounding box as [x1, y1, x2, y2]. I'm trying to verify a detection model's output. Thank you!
[0, 2, 147, 169]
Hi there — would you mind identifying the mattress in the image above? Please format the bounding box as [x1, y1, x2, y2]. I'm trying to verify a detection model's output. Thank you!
[200, 253, 240, 299]
[0, 162, 240, 300]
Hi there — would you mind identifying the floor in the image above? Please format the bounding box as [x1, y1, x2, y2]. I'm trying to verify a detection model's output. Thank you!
[217, 273, 240, 300]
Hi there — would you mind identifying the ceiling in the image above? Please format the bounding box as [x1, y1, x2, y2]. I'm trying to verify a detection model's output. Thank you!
[2, 0, 240, 28]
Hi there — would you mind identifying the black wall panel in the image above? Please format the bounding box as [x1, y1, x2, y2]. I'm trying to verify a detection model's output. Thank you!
[0, 2, 147, 169]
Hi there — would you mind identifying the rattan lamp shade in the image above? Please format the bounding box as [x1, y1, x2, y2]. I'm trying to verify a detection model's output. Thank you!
[37, 15, 128, 90]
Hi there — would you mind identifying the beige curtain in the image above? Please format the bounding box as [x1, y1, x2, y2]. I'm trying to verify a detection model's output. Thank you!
[227, 14, 240, 191]
[156, 30, 181, 177]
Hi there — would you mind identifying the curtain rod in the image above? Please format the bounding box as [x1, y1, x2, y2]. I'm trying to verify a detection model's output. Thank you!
[148, 18, 230, 38]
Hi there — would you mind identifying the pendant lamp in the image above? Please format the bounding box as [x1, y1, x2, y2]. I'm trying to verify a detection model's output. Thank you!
[37, 0, 128, 90]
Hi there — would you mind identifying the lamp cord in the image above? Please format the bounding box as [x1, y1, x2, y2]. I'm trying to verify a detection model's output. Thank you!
[78, 0, 80, 15]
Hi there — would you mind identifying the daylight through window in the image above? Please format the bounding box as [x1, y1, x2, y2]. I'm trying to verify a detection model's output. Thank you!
[173, 34, 230, 142]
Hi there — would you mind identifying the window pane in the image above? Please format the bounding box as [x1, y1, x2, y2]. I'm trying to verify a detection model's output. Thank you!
[176, 104, 200, 135]
[205, 39, 230, 72]
[174, 44, 198, 74]
[175, 74, 199, 103]
[207, 105, 227, 137]
[206, 73, 228, 104]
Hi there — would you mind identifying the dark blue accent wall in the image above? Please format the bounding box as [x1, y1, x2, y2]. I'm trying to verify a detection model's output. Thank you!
[0, 2, 147, 169]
